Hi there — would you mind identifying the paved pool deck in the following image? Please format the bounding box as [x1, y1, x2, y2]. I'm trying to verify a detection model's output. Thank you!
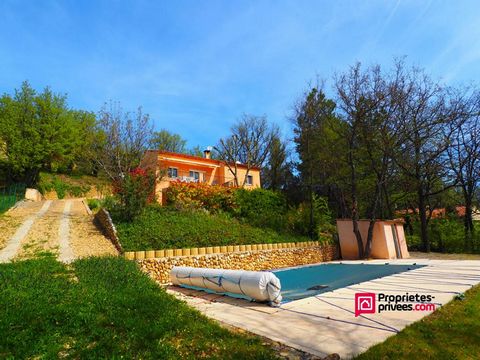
[167, 259, 480, 359]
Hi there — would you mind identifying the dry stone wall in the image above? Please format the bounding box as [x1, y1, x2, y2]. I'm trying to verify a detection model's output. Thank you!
[94, 208, 124, 253]
[136, 244, 337, 284]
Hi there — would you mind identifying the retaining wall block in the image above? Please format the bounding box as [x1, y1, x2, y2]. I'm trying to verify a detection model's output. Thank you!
[124, 252, 135, 260]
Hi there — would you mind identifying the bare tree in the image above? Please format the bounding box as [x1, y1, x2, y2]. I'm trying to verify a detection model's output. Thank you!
[215, 114, 277, 186]
[389, 64, 463, 252]
[447, 90, 480, 251]
[334, 62, 389, 259]
[94, 102, 153, 182]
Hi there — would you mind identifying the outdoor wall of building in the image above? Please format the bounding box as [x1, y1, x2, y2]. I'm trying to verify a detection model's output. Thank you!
[336, 220, 409, 260]
[223, 166, 261, 188]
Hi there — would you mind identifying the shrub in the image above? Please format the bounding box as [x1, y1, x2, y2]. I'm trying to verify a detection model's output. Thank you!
[112, 168, 156, 221]
[286, 195, 336, 239]
[52, 178, 67, 199]
[38, 173, 92, 198]
[87, 198, 101, 211]
[113, 205, 310, 251]
[165, 181, 237, 212]
[233, 188, 287, 230]
[406, 218, 480, 253]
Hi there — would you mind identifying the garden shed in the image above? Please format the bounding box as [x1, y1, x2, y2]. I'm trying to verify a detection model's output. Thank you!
[336, 219, 409, 260]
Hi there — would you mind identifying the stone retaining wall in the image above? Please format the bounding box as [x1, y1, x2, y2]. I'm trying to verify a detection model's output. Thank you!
[138, 244, 337, 284]
[94, 208, 124, 253]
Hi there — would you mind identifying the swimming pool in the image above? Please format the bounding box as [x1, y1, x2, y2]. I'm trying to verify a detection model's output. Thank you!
[175, 262, 424, 304]
[274, 263, 424, 302]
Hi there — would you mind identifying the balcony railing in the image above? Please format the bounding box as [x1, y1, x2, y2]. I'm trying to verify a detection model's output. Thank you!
[163, 169, 233, 186]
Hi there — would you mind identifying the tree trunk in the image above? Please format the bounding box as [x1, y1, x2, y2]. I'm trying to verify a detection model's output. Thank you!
[464, 199, 474, 252]
[352, 208, 364, 259]
[364, 220, 376, 259]
[418, 188, 430, 252]
[349, 143, 364, 259]
[351, 184, 364, 258]
[364, 182, 381, 259]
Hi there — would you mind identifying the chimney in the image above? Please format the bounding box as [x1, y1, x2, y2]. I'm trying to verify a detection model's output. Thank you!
[203, 146, 212, 159]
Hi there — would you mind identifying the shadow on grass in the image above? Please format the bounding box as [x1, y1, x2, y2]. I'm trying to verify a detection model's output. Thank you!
[0, 254, 276, 359]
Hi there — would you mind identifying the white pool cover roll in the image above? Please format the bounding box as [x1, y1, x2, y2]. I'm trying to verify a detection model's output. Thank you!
[170, 266, 282, 305]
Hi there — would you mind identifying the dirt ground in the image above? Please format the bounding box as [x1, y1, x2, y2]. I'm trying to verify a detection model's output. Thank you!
[0, 199, 117, 262]
[16, 200, 65, 260]
[69, 200, 118, 258]
[0, 201, 45, 250]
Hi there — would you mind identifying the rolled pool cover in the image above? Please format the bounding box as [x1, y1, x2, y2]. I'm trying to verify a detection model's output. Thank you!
[170, 266, 282, 305]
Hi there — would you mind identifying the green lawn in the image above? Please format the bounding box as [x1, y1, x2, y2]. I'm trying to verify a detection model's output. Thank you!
[355, 285, 480, 359]
[114, 205, 309, 251]
[0, 255, 276, 359]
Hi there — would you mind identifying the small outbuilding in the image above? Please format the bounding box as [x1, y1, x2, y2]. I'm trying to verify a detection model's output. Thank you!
[336, 219, 409, 260]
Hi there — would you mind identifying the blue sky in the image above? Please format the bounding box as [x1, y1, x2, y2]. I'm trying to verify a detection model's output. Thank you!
[1, 1, 480, 149]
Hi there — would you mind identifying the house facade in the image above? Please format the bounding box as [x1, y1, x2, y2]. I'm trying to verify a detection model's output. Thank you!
[139, 149, 261, 204]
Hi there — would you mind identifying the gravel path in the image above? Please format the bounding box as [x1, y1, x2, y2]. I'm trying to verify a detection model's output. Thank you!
[69, 200, 117, 258]
[0, 199, 118, 262]
[0, 201, 46, 250]
[0, 201, 52, 263]
[16, 200, 65, 260]
[58, 200, 75, 263]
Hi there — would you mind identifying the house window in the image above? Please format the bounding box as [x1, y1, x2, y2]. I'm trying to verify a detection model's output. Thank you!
[168, 167, 178, 178]
[189, 170, 200, 182]
[246, 175, 253, 185]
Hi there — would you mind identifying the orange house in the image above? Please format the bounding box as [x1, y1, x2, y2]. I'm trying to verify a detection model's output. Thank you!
[139, 149, 261, 204]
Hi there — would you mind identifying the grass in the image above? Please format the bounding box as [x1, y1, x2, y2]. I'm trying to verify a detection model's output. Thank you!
[0, 254, 276, 359]
[38, 172, 111, 199]
[114, 205, 310, 251]
[355, 284, 480, 359]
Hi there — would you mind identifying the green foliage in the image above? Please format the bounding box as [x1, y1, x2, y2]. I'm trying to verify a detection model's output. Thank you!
[150, 129, 187, 153]
[261, 135, 292, 191]
[111, 168, 156, 221]
[0, 183, 25, 213]
[38, 173, 92, 199]
[234, 188, 287, 230]
[406, 218, 480, 253]
[0, 255, 275, 359]
[286, 195, 336, 241]
[0, 82, 101, 185]
[87, 198, 101, 211]
[114, 205, 309, 251]
[165, 181, 237, 213]
[165, 184, 335, 241]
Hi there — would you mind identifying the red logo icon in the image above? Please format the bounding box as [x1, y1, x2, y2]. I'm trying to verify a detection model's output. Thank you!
[355, 293, 376, 317]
